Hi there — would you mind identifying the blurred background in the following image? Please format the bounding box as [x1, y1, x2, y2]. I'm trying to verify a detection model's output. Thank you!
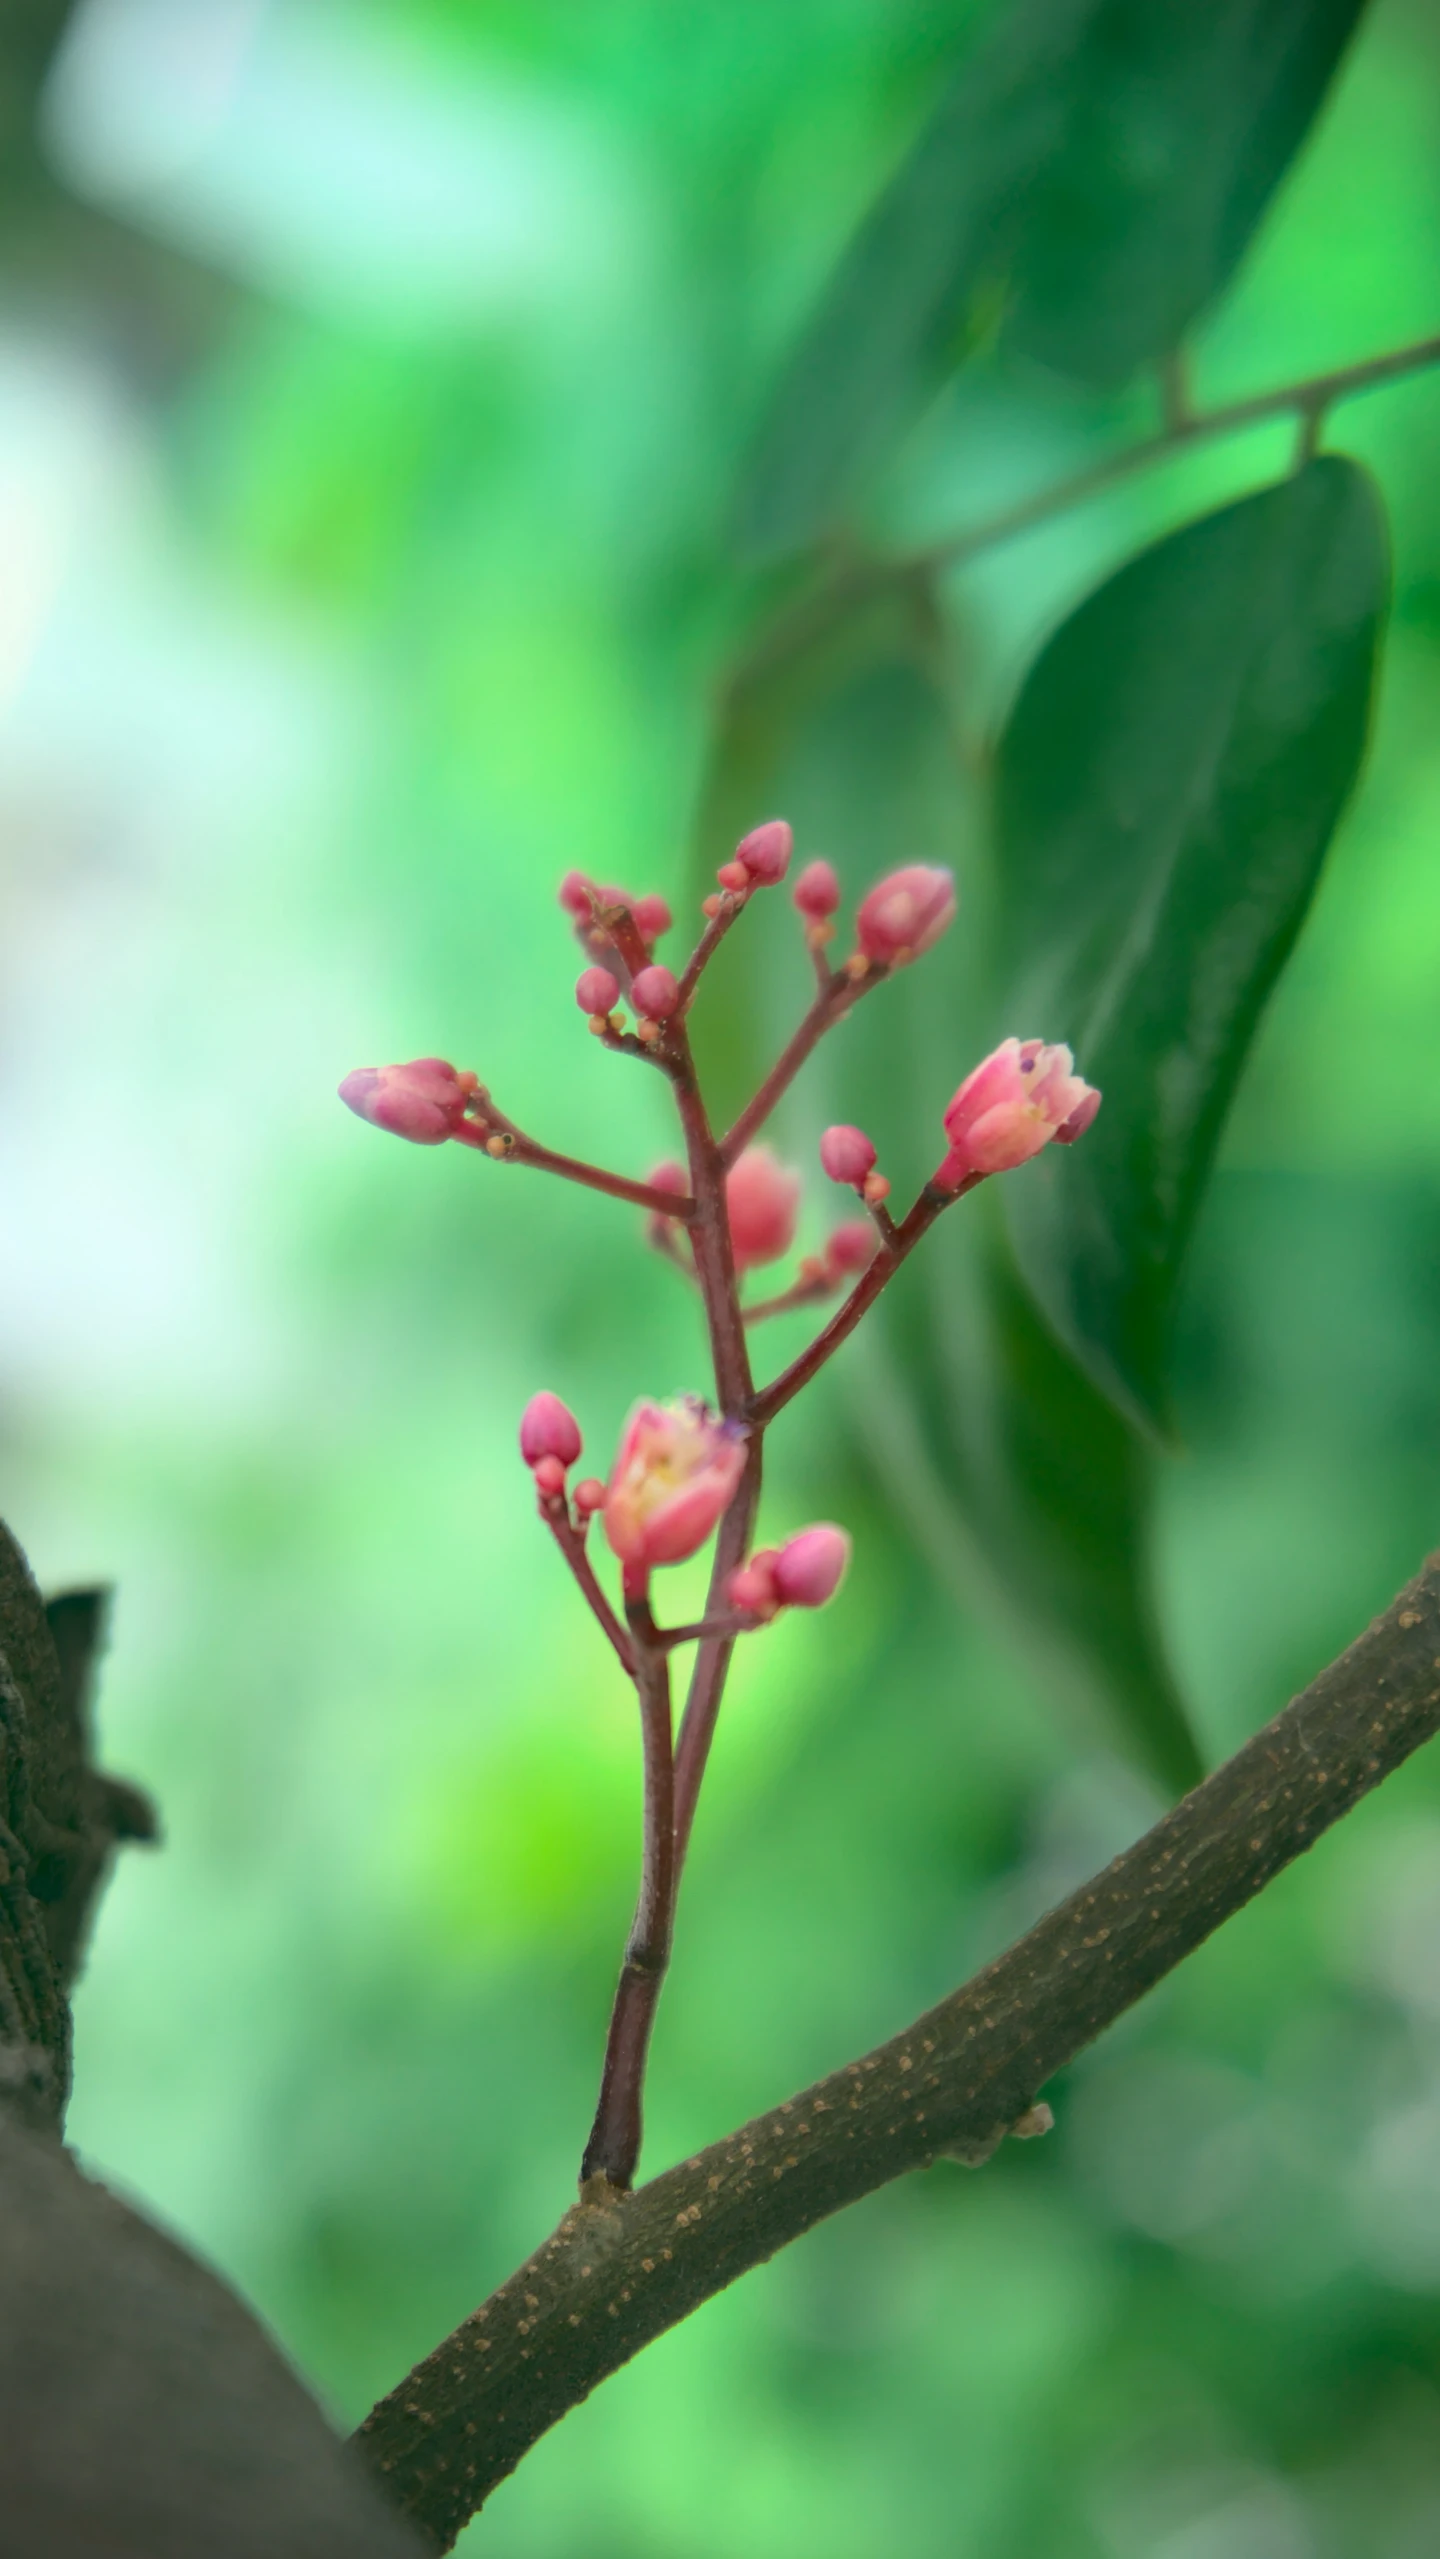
[3, 1, 1440, 2552]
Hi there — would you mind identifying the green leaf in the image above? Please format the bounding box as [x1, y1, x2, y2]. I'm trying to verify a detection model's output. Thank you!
[1003, 0, 1369, 387]
[997, 457, 1388, 1435]
[735, 0, 1100, 559]
[736, 0, 1367, 554]
[870, 1195, 1203, 1795]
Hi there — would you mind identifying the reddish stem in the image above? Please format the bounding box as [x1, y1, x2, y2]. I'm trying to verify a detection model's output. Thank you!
[676, 892, 748, 1011]
[741, 1270, 839, 1325]
[667, 1035, 754, 1419]
[751, 1182, 970, 1426]
[655, 1610, 761, 1651]
[456, 1107, 691, 1218]
[672, 1441, 762, 1871]
[720, 967, 876, 1167]
[542, 1505, 635, 1677]
[580, 1603, 675, 2189]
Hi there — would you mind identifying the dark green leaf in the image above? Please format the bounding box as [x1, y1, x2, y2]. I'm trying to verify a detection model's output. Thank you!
[735, 0, 1099, 559]
[1004, 0, 1368, 387]
[736, 0, 1366, 554]
[997, 457, 1388, 1434]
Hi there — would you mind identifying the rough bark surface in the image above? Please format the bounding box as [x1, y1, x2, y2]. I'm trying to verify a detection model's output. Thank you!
[357, 1553, 1440, 2550]
[0, 1525, 155, 2132]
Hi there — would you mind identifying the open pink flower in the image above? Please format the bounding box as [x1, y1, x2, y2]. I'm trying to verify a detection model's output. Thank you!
[603, 1398, 747, 1576]
[855, 866, 955, 967]
[726, 1145, 802, 1271]
[935, 1038, 1100, 1186]
[338, 1058, 476, 1144]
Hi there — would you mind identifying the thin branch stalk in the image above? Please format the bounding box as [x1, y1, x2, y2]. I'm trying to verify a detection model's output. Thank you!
[908, 330, 1440, 580]
[580, 1611, 675, 2188]
[542, 1507, 634, 1676]
[720, 969, 871, 1166]
[752, 1183, 962, 1425]
[724, 330, 1440, 705]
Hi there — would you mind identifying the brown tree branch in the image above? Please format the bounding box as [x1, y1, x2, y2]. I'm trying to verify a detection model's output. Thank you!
[356, 1552, 1440, 2551]
[720, 329, 1440, 707]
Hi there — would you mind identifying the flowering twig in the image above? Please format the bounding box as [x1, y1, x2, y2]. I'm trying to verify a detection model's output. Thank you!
[341, 856, 1099, 2195]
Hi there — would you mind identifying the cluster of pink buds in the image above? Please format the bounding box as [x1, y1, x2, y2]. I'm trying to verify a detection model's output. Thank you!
[340, 818, 1099, 2193]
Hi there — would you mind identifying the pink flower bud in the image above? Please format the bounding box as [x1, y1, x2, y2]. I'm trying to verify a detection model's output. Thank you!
[632, 893, 672, 944]
[726, 1145, 802, 1271]
[519, 1391, 583, 1469]
[936, 1038, 1101, 1185]
[734, 819, 792, 884]
[339, 1057, 477, 1145]
[576, 965, 620, 1016]
[727, 1551, 780, 1619]
[632, 964, 680, 1020]
[824, 1220, 878, 1278]
[573, 1477, 606, 1516]
[533, 1454, 567, 1499]
[603, 1398, 748, 1572]
[855, 865, 956, 967]
[793, 859, 841, 920]
[772, 1523, 851, 1609]
[647, 1158, 688, 1202]
[716, 860, 749, 892]
[558, 870, 596, 918]
[819, 1124, 876, 1186]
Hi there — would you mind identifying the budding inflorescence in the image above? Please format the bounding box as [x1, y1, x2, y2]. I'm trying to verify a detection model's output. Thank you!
[339, 816, 1100, 2191]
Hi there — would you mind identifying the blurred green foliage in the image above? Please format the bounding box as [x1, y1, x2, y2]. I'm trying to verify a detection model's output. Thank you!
[3, 0, 1440, 2551]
